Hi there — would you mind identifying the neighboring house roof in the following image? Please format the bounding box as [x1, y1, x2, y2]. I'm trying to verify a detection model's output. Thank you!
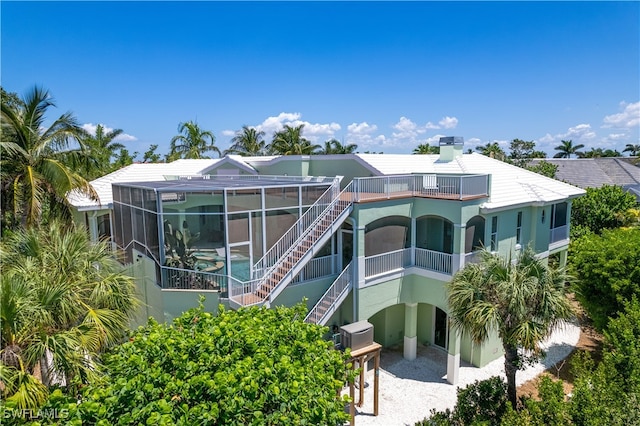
[529, 157, 640, 201]
[68, 160, 220, 210]
[69, 153, 586, 212]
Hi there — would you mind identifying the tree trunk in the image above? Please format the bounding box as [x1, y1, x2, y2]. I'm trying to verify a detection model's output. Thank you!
[503, 345, 519, 409]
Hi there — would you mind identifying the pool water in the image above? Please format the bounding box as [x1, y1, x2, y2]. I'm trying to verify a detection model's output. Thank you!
[193, 252, 252, 282]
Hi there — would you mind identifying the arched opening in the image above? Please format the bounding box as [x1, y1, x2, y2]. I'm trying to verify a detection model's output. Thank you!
[364, 216, 411, 256]
[416, 215, 454, 254]
[465, 215, 485, 253]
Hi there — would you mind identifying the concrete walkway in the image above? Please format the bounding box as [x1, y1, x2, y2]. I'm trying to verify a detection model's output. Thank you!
[347, 321, 581, 426]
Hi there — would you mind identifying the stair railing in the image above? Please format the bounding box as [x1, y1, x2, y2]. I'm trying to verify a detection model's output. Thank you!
[305, 262, 353, 324]
[253, 177, 341, 277]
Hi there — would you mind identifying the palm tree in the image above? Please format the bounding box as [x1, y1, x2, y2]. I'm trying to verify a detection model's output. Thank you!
[81, 124, 126, 179]
[446, 247, 573, 408]
[553, 139, 585, 158]
[225, 125, 267, 156]
[319, 138, 358, 154]
[168, 120, 220, 160]
[0, 222, 139, 408]
[0, 86, 97, 228]
[475, 142, 507, 161]
[623, 143, 640, 157]
[269, 124, 320, 155]
[412, 143, 440, 154]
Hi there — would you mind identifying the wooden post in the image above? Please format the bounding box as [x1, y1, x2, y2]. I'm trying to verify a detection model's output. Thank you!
[349, 378, 355, 426]
[374, 347, 380, 416]
[358, 355, 365, 407]
[346, 342, 382, 425]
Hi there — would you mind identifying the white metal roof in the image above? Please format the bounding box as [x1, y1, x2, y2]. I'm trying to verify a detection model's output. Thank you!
[68, 160, 220, 209]
[355, 153, 586, 210]
[69, 153, 585, 212]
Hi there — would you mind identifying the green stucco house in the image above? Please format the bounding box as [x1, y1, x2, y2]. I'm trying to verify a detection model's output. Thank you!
[69, 137, 585, 384]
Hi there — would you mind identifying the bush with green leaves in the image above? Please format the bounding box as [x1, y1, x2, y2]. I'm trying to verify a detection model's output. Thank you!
[501, 375, 570, 426]
[417, 376, 509, 425]
[21, 301, 352, 425]
[570, 227, 640, 330]
[501, 299, 640, 426]
[570, 185, 637, 236]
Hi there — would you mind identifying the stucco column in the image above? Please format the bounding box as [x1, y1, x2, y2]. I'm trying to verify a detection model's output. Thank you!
[453, 223, 466, 273]
[88, 211, 99, 242]
[403, 302, 418, 360]
[558, 249, 568, 268]
[446, 329, 461, 385]
[354, 224, 366, 321]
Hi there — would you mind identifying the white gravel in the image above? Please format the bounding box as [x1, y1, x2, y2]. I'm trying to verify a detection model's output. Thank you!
[345, 321, 581, 426]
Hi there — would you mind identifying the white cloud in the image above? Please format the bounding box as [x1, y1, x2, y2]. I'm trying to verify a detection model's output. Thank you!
[82, 123, 137, 142]
[467, 137, 482, 146]
[256, 112, 302, 135]
[439, 116, 459, 129]
[385, 115, 460, 149]
[424, 134, 447, 145]
[606, 133, 627, 141]
[347, 122, 378, 135]
[393, 116, 419, 133]
[346, 121, 386, 151]
[602, 101, 640, 129]
[221, 130, 235, 137]
[564, 123, 597, 140]
[303, 122, 341, 137]
[254, 112, 340, 142]
[538, 133, 555, 144]
[536, 123, 596, 149]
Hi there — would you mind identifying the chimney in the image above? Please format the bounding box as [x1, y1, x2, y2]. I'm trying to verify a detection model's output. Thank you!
[438, 136, 464, 162]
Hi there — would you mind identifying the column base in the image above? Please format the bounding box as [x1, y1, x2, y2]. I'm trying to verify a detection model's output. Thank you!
[403, 335, 417, 360]
[447, 353, 460, 385]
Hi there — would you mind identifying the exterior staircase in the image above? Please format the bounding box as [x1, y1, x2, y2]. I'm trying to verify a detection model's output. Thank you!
[305, 262, 352, 325]
[230, 180, 354, 307]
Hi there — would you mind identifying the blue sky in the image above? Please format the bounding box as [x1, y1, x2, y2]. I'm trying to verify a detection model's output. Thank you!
[2, 1, 639, 158]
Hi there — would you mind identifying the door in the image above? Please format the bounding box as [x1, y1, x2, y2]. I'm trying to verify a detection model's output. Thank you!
[434, 307, 449, 350]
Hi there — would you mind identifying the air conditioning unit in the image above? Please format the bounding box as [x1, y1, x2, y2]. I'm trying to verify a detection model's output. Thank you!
[340, 320, 374, 351]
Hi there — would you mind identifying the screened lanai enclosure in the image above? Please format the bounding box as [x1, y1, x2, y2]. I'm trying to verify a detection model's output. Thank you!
[111, 175, 340, 295]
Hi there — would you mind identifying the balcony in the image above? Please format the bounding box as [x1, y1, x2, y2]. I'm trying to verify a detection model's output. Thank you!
[364, 247, 455, 278]
[549, 225, 569, 247]
[162, 254, 340, 299]
[351, 174, 489, 203]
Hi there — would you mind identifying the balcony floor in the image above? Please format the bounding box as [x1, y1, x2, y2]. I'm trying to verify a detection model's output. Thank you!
[342, 191, 486, 203]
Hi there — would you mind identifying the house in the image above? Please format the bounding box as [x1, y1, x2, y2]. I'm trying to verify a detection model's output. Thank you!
[529, 157, 640, 201]
[69, 137, 585, 384]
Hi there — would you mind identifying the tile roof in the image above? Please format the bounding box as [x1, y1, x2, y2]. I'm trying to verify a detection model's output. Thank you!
[528, 157, 640, 189]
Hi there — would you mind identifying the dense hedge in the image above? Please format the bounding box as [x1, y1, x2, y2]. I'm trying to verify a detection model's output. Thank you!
[5, 302, 352, 425]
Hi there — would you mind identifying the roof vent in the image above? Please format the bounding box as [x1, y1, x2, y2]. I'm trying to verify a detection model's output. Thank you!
[438, 136, 464, 162]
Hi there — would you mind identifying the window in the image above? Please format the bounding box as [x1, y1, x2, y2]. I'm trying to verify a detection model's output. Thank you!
[551, 202, 567, 229]
[516, 211, 523, 246]
[490, 216, 498, 251]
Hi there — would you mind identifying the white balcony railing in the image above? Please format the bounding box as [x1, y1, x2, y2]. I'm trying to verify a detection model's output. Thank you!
[464, 251, 483, 265]
[351, 174, 489, 202]
[415, 248, 453, 274]
[291, 254, 339, 284]
[364, 248, 412, 277]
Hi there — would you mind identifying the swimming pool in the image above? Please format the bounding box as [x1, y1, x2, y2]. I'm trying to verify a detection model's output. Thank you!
[193, 252, 251, 282]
